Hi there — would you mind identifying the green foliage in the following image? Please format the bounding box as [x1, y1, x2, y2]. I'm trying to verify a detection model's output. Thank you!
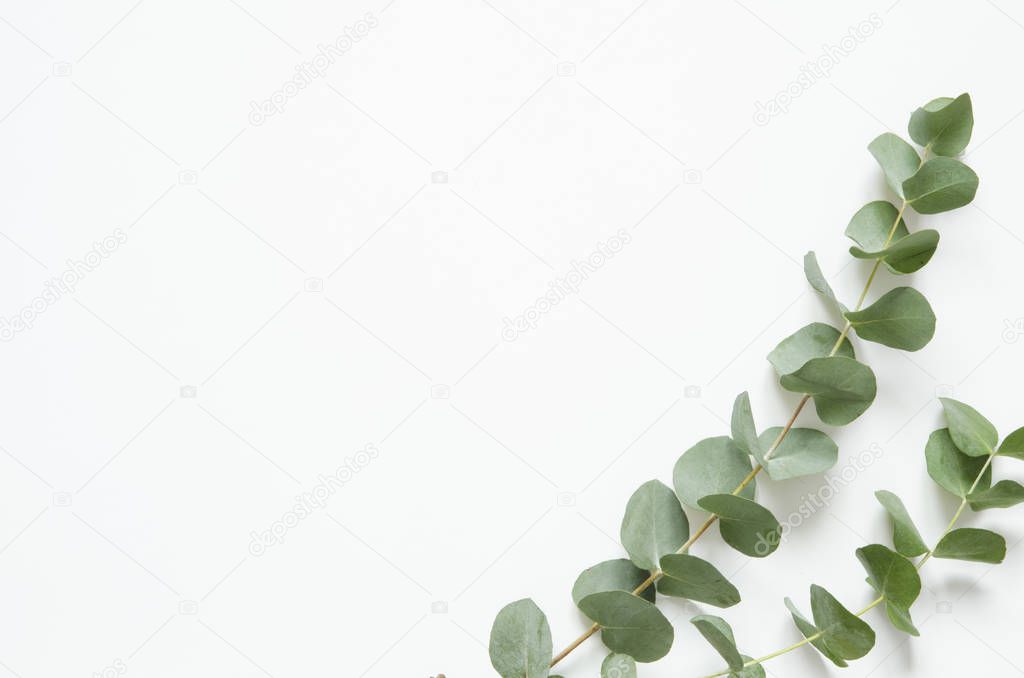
[673, 437, 755, 510]
[690, 615, 743, 671]
[908, 93, 973, 156]
[933, 528, 1006, 564]
[658, 554, 740, 608]
[849, 229, 938, 274]
[808, 585, 876, 661]
[755, 427, 838, 480]
[874, 490, 928, 557]
[846, 201, 909, 253]
[902, 157, 979, 214]
[489, 599, 552, 678]
[767, 323, 854, 378]
[803, 252, 847, 316]
[577, 591, 674, 662]
[784, 598, 848, 667]
[620, 480, 689, 570]
[925, 428, 991, 498]
[868, 132, 920, 198]
[856, 545, 921, 635]
[779, 356, 877, 425]
[997, 426, 1024, 460]
[698, 495, 781, 558]
[572, 559, 655, 606]
[968, 480, 1024, 510]
[940, 397, 998, 457]
[844, 287, 936, 351]
[600, 653, 637, 678]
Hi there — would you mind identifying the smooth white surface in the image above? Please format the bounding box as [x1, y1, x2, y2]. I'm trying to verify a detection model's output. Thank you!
[2, 1, 1023, 676]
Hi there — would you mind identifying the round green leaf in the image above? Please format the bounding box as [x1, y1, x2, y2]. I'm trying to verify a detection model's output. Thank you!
[902, 157, 979, 214]
[968, 480, 1024, 511]
[874, 490, 928, 557]
[757, 427, 838, 480]
[933, 527, 1005, 563]
[809, 585, 876, 661]
[849, 229, 939, 274]
[779, 356, 877, 426]
[600, 653, 637, 678]
[844, 287, 936, 352]
[940, 397, 997, 457]
[784, 597, 848, 667]
[908, 93, 973, 156]
[489, 599, 552, 678]
[698, 494, 781, 558]
[690, 614, 742, 671]
[845, 201, 909, 253]
[855, 544, 921, 636]
[620, 480, 689, 571]
[577, 590, 674, 663]
[767, 323, 854, 378]
[658, 553, 740, 608]
[925, 428, 992, 498]
[673, 436, 756, 510]
[868, 132, 921, 198]
[572, 559, 655, 606]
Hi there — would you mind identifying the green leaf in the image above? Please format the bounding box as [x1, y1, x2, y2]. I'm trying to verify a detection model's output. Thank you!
[698, 494, 782, 558]
[846, 201, 910, 253]
[933, 528, 1006, 564]
[784, 598, 848, 667]
[804, 251, 846, 316]
[756, 427, 838, 480]
[767, 323, 855, 378]
[578, 591, 674, 663]
[940, 397, 998, 457]
[874, 490, 928, 557]
[809, 585, 876, 661]
[856, 544, 921, 636]
[730, 392, 761, 458]
[673, 436, 756, 510]
[902, 157, 979, 214]
[600, 653, 637, 678]
[908, 93, 974, 156]
[733, 656, 766, 678]
[925, 428, 992, 498]
[620, 480, 689, 570]
[690, 615, 743, 671]
[779, 356, 877, 426]
[658, 553, 740, 608]
[489, 599, 552, 678]
[844, 287, 936, 351]
[572, 559, 656, 606]
[868, 132, 921, 198]
[997, 426, 1024, 460]
[968, 480, 1024, 511]
[849, 229, 939, 275]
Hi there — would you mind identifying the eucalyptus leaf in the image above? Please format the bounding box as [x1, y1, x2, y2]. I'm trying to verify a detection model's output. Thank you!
[698, 494, 782, 558]
[673, 436, 756, 510]
[756, 427, 838, 480]
[856, 544, 921, 636]
[968, 480, 1024, 511]
[620, 480, 689, 570]
[902, 157, 979, 214]
[804, 251, 846, 315]
[845, 201, 910, 253]
[730, 392, 761, 458]
[844, 287, 936, 351]
[940, 397, 998, 457]
[733, 656, 766, 678]
[779, 356, 877, 425]
[932, 528, 1006, 564]
[489, 599, 552, 678]
[572, 559, 656, 606]
[997, 426, 1024, 460]
[577, 591, 674, 662]
[868, 132, 921, 198]
[767, 323, 854, 378]
[874, 490, 928, 557]
[908, 93, 973, 156]
[658, 553, 740, 608]
[600, 653, 637, 678]
[925, 428, 992, 498]
[690, 614, 743, 671]
[849, 229, 939, 274]
[784, 598, 848, 667]
[809, 585, 876, 661]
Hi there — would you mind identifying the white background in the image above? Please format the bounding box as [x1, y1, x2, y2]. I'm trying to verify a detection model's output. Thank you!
[2, 1, 1023, 677]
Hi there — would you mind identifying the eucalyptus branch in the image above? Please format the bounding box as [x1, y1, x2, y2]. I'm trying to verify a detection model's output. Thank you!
[486, 93, 981, 678]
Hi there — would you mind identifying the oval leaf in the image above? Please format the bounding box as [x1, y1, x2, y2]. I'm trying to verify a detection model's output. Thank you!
[809, 585, 876, 661]
[940, 397, 998, 457]
[902, 157, 979, 214]
[849, 229, 939, 274]
[489, 599, 552, 678]
[673, 436, 756, 510]
[779, 356, 877, 426]
[868, 132, 921, 198]
[844, 287, 936, 351]
[572, 559, 655, 606]
[874, 490, 928, 557]
[997, 426, 1024, 460]
[658, 553, 740, 608]
[690, 614, 742, 671]
[908, 93, 973, 156]
[730, 392, 761, 458]
[968, 480, 1024, 511]
[845, 200, 910, 253]
[933, 528, 1005, 564]
[767, 322, 854, 378]
[804, 251, 846, 316]
[600, 653, 637, 678]
[698, 494, 782, 558]
[784, 597, 848, 667]
[925, 428, 992, 498]
[620, 480, 689, 570]
[757, 427, 838, 480]
[856, 544, 921, 636]
[578, 591, 674, 663]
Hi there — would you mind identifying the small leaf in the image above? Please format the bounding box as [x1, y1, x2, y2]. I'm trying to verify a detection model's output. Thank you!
[767, 323, 854, 378]
[997, 426, 1024, 460]
[902, 157, 979, 214]
[849, 229, 939, 274]
[733, 656, 766, 678]
[620, 480, 689, 570]
[925, 428, 992, 498]
[572, 559, 656, 606]
[673, 436, 756, 510]
[856, 544, 921, 636]
[784, 598, 848, 667]
[968, 480, 1024, 511]
[940, 398, 998, 457]
[844, 287, 936, 351]
[578, 591, 674, 663]
[690, 614, 743, 671]
[845, 201, 910, 253]
[730, 392, 761, 458]
[804, 252, 846, 316]
[600, 653, 637, 678]
[779, 356, 877, 426]
[868, 132, 921, 198]
[809, 585, 876, 661]
[908, 93, 973, 156]
[756, 427, 838, 480]
[933, 528, 1006, 564]
[658, 553, 740, 608]
[698, 494, 782, 558]
[489, 599, 552, 678]
[874, 490, 928, 557]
